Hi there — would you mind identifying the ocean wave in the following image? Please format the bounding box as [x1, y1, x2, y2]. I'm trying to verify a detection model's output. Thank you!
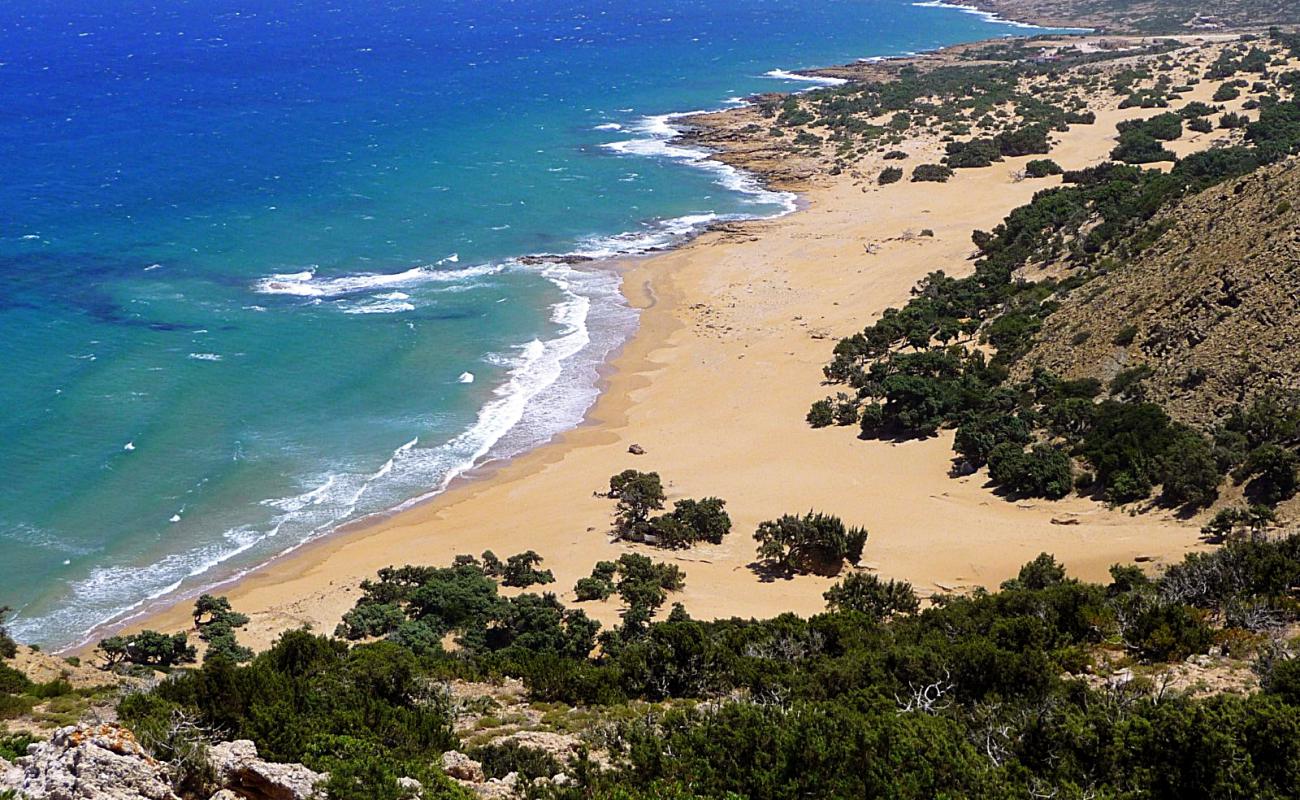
[911, 0, 1079, 31]
[764, 68, 848, 86]
[253, 263, 502, 298]
[601, 112, 798, 218]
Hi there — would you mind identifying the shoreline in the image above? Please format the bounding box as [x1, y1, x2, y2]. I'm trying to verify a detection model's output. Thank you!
[100, 27, 1255, 653]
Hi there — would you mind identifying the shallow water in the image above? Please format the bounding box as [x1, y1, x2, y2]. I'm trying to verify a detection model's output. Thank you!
[0, 0, 1048, 646]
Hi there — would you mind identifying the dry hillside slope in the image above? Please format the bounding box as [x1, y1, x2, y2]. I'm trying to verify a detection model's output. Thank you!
[1018, 159, 1300, 429]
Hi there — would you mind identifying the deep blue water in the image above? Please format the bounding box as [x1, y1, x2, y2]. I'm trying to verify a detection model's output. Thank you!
[0, 0, 1045, 646]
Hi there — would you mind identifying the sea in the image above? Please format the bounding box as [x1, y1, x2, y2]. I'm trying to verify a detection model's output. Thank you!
[0, 0, 1056, 647]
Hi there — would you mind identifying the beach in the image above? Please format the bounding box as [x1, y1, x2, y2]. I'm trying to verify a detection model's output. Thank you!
[119, 32, 1261, 650]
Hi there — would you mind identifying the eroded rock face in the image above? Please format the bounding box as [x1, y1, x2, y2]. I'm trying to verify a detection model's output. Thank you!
[440, 750, 485, 783]
[1, 723, 180, 800]
[207, 740, 325, 800]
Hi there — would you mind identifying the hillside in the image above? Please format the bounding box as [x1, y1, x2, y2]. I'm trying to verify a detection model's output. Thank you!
[1017, 159, 1300, 430]
[973, 0, 1300, 32]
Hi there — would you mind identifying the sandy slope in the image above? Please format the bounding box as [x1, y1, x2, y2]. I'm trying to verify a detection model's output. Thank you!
[126, 44, 1254, 651]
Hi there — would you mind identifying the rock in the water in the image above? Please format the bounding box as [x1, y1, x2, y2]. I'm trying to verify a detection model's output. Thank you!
[207, 740, 325, 800]
[440, 750, 485, 783]
[2, 723, 180, 800]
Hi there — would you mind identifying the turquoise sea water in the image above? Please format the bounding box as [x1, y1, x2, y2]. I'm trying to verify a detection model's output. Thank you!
[0, 0, 1051, 646]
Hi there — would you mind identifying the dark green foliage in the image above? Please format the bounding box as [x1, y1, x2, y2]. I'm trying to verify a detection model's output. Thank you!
[995, 123, 1051, 156]
[1188, 116, 1214, 133]
[194, 595, 253, 664]
[119, 632, 459, 788]
[911, 163, 954, 182]
[1024, 158, 1063, 177]
[608, 470, 667, 538]
[0, 607, 15, 660]
[753, 512, 867, 574]
[823, 572, 919, 618]
[0, 733, 38, 762]
[1180, 101, 1217, 118]
[1111, 130, 1175, 163]
[944, 137, 1002, 168]
[1235, 444, 1300, 504]
[987, 443, 1073, 499]
[97, 631, 196, 670]
[110, 533, 1300, 800]
[1003, 552, 1067, 591]
[502, 551, 556, 588]
[334, 561, 597, 659]
[574, 576, 614, 602]
[1214, 82, 1242, 101]
[606, 472, 731, 549]
[664, 498, 731, 545]
[878, 166, 904, 185]
[806, 398, 834, 427]
[471, 740, 563, 781]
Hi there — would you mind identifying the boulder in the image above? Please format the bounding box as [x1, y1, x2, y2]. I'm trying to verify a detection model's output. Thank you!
[440, 750, 484, 783]
[208, 792, 243, 800]
[207, 740, 324, 800]
[627, 444, 646, 455]
[2, 723, 180, 800]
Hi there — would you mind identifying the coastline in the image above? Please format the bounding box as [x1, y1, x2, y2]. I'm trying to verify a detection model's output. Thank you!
[110, 28, 1255, 653]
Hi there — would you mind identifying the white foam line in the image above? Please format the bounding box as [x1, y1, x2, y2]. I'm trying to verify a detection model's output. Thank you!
[764, 68, 848, 86]
[911, 1, 1090, 32]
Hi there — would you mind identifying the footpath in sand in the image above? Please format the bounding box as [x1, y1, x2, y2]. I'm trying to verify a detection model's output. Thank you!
[134, 40, 1252, 650]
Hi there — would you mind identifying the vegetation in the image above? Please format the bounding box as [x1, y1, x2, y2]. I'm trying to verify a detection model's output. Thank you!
[911, 163, 954, 182]
[813, 86, 1300, 510]
[95, 533, 1300, 799]
[753, 511, 868, 575]
[603, 471, 731, 548]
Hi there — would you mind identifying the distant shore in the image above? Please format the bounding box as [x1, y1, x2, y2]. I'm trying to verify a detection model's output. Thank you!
[105, 26, 1262, 654]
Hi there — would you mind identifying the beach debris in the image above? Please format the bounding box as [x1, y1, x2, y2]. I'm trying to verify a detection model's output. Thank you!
[628, 444, 646, 455]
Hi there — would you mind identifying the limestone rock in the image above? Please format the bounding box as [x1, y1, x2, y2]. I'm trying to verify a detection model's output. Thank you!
[497, 729, 584, 763]
[440, 750, 484, 783]
[628, 444, 646, 455]
[208, 739, 325, 800]
[2, 723, 180, 800]
[397, 775, 423, 798]
[208, 791, 243, 800]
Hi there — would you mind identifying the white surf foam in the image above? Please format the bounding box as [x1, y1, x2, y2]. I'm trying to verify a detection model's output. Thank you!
[254, 263, 503, 298]
[764, 68, 848, 86]
[911, 1, 1081, 31]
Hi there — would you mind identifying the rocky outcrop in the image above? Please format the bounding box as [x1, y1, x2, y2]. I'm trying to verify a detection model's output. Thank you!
[207, 740, 325, 800]
[2, 723, 180, 800]
[440, 750, 484, 784]
[0, 725, 329, 800]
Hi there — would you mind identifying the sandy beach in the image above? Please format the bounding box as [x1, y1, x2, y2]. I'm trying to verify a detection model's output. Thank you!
[125, 35, 1259, 651]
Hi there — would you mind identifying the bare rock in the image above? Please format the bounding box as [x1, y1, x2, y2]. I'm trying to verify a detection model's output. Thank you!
[3, 723, 180, 800]
[397, 776, 423, 798]
[1050, 516, 1081, 526]
[208, 791, 243, 800]
[440, 750, 485, 783]
[627, 444, 646, 455]
[208, 740, 325, 800]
